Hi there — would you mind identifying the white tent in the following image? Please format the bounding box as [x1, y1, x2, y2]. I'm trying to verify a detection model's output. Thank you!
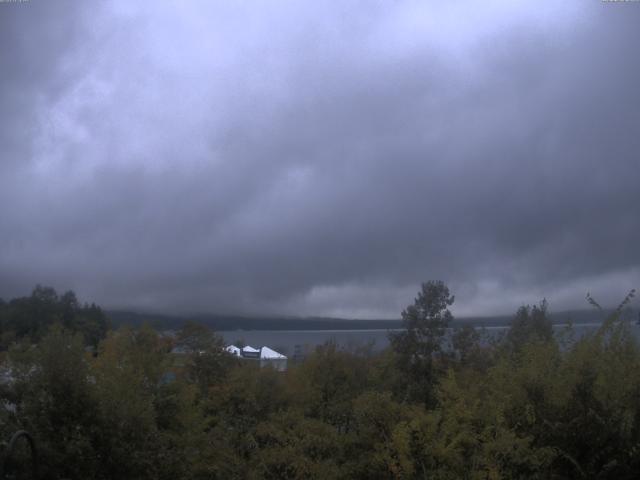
[259, 346, 287, 371]
[225, 345, 241, 357]
[260, 346, 286, 359]
[241, 345, 261, 359]
[224, 345, 287, 370]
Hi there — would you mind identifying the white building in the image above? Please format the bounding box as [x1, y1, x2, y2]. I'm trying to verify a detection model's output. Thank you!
[225, 344, 288, 371]
[260, 346, 288, 371]
[225, 345, 241, 356]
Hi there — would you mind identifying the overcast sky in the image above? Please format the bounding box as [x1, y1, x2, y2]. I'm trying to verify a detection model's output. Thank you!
[1, 0, 639, 319]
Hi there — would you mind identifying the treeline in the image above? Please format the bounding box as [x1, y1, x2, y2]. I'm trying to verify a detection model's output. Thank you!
[0, 285, 109, 349]
[106, 307, 616, 332]
[0, 282, 639, 479]
[106, 310, 407, 332]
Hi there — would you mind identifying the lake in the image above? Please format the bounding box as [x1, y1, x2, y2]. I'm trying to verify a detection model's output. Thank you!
[220, 322, 640, 356]
[220, 329, 398, 356]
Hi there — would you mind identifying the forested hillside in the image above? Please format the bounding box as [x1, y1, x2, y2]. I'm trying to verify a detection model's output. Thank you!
[0, 286, 109, 349]
[0, 283, 638, 479]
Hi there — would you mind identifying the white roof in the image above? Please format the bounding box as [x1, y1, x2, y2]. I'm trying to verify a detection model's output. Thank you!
[242, 345, 260, 353]
[260, 346, 287, 359]
[226, 345, 241, 356]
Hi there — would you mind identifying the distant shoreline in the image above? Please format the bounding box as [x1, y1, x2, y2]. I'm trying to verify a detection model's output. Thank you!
[106, 309, 631, 332]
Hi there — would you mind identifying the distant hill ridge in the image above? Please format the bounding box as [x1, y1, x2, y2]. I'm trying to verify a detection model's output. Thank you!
[106, 308, 632, 331]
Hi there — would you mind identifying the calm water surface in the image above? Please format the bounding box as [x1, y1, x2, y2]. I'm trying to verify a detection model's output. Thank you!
[220, 323, 640, 356]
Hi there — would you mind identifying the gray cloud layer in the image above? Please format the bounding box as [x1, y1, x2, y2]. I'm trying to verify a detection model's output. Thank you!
[1, 1, 639, 318]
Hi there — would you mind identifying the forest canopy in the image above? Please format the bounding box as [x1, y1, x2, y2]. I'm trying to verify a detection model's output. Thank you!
[0, 282, 638, 479]
[0, 285, 109, 349]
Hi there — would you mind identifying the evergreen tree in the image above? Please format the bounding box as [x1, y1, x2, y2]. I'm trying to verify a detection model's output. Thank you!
[389, 280, 454, 407]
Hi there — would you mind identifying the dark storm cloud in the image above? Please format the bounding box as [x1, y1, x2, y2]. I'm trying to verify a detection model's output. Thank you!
[0, 1, 88, 166]
[1, 1, 639, 318]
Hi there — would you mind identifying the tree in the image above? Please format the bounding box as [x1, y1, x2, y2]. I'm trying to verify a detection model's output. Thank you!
[91, 326, 171, 479]
[0, 286, 109, 349]
[75, 302, 109, 348]
[506, 299, 553, 351]
[389, 281, 454, 407]
[292, 341, 371, 429]
[451, 324, 490, 369]
[176, 322, 234, 394]
[5, 327, 100, 479]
